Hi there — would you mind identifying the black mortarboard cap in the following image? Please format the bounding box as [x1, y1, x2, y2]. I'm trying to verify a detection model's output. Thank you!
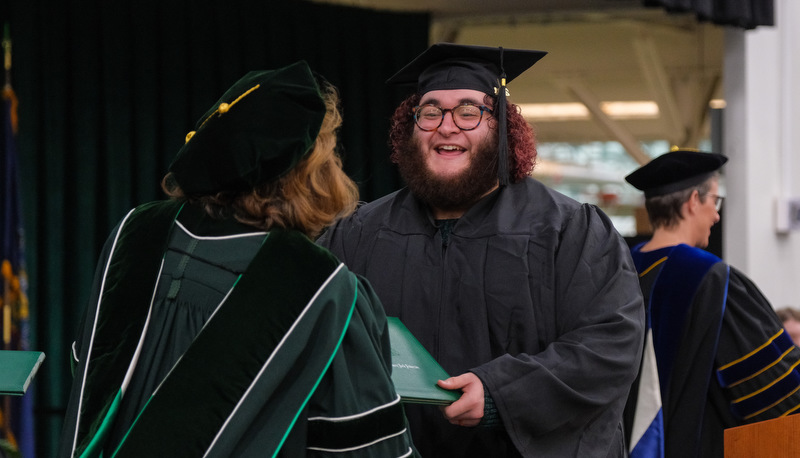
[168, 61, 326, 195]
[387, 43, 547, 186]
[386, 43, 547, 95]
[625, 149, 728, 198]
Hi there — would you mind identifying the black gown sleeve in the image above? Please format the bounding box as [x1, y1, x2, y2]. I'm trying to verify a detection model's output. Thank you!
[713, 265, 800, 422]
[470, 203, 645, 454]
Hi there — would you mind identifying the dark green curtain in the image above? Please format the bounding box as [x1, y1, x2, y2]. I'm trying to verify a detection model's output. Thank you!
[1, 1, 428, 456]
[643, 0, 774, 29]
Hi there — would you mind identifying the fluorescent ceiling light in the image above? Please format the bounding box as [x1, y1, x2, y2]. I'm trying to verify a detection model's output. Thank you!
[709, 99, 726, 109]
[519, 101, 660, 121]
[520, 103, 590, 121]
[601, 101, 659, 119]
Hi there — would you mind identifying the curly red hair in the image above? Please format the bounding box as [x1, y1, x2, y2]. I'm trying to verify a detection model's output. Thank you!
[388, 93, 537, 183]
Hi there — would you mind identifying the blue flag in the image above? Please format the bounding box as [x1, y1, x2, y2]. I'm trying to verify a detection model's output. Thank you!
[2, 85, 37, 458]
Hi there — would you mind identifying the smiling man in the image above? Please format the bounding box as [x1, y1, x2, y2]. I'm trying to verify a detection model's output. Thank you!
[392, 88, 500, 219]
[319, 43, 645, 457]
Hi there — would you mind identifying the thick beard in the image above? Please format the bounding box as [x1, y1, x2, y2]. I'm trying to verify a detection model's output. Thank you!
[395, 130, 499, 213]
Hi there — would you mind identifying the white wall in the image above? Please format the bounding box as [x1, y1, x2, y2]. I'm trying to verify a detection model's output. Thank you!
[723, 0, 800, 309]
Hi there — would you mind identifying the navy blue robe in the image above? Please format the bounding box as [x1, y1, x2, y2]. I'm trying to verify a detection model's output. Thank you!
[625, 243, 800, 458]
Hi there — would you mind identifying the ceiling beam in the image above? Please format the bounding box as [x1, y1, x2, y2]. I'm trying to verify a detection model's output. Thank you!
[632, 30, 685, 144]
[681, 74, 720, 148]
[556, 77, 651, 165]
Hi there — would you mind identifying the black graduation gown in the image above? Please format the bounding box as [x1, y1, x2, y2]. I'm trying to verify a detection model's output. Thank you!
[318, 178, 645, 457]
[625, 243, 800, 458]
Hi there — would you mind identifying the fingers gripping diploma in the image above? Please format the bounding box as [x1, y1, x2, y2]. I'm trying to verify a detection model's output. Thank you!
[438, 372, 484, 427]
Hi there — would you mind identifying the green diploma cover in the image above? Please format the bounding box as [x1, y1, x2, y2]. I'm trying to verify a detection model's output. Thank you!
[0, 350, 45, 396]
[387, 317, 460, 405]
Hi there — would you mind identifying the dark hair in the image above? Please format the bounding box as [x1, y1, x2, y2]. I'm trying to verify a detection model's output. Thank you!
[777, 307, 800, 323]
[162, 83, 358, 239]
[644, 175, 716, 229]
[388, 93, 537, 183]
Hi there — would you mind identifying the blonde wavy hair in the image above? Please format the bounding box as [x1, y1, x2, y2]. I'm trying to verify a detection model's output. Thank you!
[162, 82, 359, 239]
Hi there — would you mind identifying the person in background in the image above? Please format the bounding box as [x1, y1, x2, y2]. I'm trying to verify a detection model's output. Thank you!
[776, 307, 800, 347]
[318, 42, 645, 457]
[623, 149, 800, 458]
[58, 61, 416, 458]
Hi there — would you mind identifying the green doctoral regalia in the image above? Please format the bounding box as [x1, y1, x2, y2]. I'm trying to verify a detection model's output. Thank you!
[58, 201, 415, 457]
